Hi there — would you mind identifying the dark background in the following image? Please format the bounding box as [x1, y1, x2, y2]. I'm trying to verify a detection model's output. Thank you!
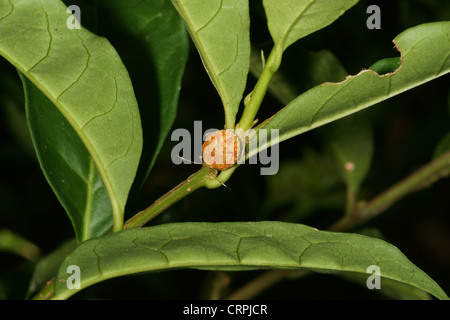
[1, 0, 450, 299]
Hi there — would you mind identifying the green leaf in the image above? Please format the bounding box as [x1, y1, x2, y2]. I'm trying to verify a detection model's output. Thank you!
[0, 228, 41, 261]
[21, 75, 113, 241]
[263, 148, 344, 222]
[0, 0, 143, 231]
[254, 22, 450, 157]
[97, 0, 189, 189]
[50, 221, 448, 300]
[340, 272, 432, 300]
[0, 70, 35, 157]
[263, 0, 359, 51]
[171, 0, 250, 128]
[304, 49, 348, 88]
[338, 228, 432, 299]
[27, 239, 77, 298]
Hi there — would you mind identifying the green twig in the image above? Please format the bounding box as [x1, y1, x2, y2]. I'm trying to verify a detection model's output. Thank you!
[238, 46, 282, 131]
[249, 46, 298, 106]
[205, 272, 231, 300]
[344, 187, 357, 217]
[124, 167, 217, 229]
[330, 151, 450, 231]
[226, 270, 309, 300]
[32, 279, 55, 300]
[205, 166, 237, 189]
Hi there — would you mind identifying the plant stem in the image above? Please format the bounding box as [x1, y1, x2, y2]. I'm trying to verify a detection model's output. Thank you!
[249, 46, 298, 106]
[344, 187, 356, 217]
[205, 272, 231, 300]
[124, 167, 216, 229]
[204, 166, 237, 189]
[330, 151, 450, 231]
[32, 279, 55, 300]
[238, 46, 282, 131]
[226, 270, 309, 300]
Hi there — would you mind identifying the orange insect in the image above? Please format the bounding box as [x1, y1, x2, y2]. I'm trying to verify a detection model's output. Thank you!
[202, 130, 241, 171]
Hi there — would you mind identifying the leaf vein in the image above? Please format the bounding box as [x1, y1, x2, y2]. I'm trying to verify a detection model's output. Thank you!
[27, 1, 52, 72]
[131, 238, 170, 266]
[235, 237, 242, 263]
[0, 0, 14, 23]
[309, 83, 347, 127]
[106, 95, 136, 169]
[280, 0, 315, 49]
[196, 0, 223, 33]
[82, 160, 96, 241]
[56, 31, 90, 100]
[92, 240, 103, 277]
[81, 76, 118, 131]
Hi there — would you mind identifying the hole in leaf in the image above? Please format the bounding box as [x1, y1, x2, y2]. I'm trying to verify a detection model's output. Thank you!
[369, 57, 402, 75]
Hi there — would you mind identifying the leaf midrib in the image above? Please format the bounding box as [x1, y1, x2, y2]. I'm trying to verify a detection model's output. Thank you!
[171, 0, 233, 127]
[277, 0, 316, 50]
[82, 160, 96, 242]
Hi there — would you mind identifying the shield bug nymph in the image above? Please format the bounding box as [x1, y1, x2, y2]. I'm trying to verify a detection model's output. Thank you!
[202, 129, 243, 171]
